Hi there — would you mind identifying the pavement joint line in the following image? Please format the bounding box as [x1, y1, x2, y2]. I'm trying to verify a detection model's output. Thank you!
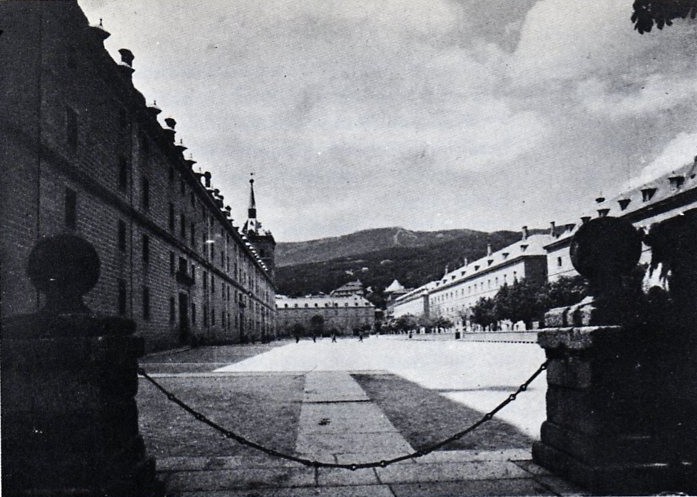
[305, 399, 371, 404]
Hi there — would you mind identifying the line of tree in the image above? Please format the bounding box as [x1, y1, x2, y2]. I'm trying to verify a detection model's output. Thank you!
[385, 314, 454, 333]
[470, 275, 589, 330]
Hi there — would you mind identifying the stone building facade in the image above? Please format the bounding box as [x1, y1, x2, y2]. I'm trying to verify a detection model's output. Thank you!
[276, 295, 375, 336]
[0, 1, 276, 351]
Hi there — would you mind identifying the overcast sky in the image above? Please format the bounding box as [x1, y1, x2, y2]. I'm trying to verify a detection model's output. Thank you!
[79, 0, 697, 242]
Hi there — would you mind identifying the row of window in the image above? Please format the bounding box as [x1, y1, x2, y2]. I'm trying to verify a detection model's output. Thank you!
[281, 302, 367, 308]
[118, 279, 267, 333]
[432, 272, 519, 303]
[63, 186, 272, 308]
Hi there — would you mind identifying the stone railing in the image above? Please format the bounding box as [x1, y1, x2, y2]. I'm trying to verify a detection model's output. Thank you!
[533, 214, 697, 495]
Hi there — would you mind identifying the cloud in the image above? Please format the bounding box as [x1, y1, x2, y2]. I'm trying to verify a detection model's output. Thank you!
[577, 74, 697, 119]
[510, 0, 660, 85]
[625, 131, 697, 189]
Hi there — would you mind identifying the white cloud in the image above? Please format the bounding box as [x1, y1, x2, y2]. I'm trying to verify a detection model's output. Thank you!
[510, 0, 657, 85]
[626, 131, 697, 189]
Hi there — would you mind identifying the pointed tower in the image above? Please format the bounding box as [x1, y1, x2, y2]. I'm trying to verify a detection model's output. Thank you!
[242, 173, 276, 277]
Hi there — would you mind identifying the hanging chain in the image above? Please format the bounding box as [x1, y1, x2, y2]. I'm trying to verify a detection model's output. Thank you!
[138, 360, 548, 470]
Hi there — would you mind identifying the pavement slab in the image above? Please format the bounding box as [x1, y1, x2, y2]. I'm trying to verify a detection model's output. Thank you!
[165, 467, 315, 492]
[375, 460, 530, 484]
[296, 371, 415, 462]
[389, 478, 556, 497]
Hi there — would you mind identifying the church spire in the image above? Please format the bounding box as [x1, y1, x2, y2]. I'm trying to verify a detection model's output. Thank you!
[248, 173, 257, 220]
[243, 172, 261, 235]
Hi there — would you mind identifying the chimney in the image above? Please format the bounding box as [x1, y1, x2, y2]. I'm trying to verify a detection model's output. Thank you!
[147, 100, 161, 116]
[521, 226, 529, 240]
[549, 221, 556, 237]
[486, 243, 492, 256]
[118, 48, 134, 67]
[581, 216, 591, 224]
[203, 171, 211, 188]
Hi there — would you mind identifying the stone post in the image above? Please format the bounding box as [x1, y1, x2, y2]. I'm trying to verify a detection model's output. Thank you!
[1, 235, 162, 497]
[533, 216, 697, 495]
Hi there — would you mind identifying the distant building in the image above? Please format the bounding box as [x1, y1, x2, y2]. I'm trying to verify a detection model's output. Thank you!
[392, 282, 434, 320]
[330, 279, 365, 297]
[276, 294, 375, 336]
[391, 233, 551, 331]
[384, 279, 410, 318]
[428, 234, 551, 330]
[0, 2, 276, 350]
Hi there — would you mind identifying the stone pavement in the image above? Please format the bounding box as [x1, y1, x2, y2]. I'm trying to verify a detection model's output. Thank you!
[155, 364, 586, 496]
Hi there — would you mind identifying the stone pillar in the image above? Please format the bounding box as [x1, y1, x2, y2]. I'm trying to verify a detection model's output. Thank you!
[1, 235, 161, 497]
[533, 216, 697, 495]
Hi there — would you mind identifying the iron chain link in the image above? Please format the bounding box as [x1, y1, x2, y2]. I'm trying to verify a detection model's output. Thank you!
[138, 360, 548, 470]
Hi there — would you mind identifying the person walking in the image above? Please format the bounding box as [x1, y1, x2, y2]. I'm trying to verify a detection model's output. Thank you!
[358, 332, 363, 342]
[331, 333, 337, 343]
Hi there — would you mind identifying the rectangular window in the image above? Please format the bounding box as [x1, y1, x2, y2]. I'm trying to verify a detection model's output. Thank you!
[169, 296, 175, 323]
[168, 203, 175, 232]
[180, 213, 186, 239]
[66, 107, 78, 152]
[141, 177, 150, 210]
[118, 157, 128, 191]
[178, 257, 187, 274]
[211, 307, 215, 326]
[142, 234, 150, 264]
[203, 304, 209, 327]
[190, 223, 195, 248]
[211, 275, 215, 294]
[191, 303, 196, 326]
[118, 220, 127, 252]
[117, 279, 127, 315]
[142, 286, 150, 321]
[203, 271, 208, 290]
[65, 188, 77, 229]
[557, 256, 563, 267]
[169, 251, 175, 275]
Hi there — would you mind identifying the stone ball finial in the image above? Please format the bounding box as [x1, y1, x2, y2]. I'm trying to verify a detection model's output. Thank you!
[27, 234, 100, 313]
[570, 217, 641, 289]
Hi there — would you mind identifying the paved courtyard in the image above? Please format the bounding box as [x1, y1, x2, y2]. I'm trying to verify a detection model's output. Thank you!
[138, 335, 586, 496]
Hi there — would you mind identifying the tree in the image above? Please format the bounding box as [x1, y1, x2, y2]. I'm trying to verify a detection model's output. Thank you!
[632, 0, 697, 33]
[433, 316, 454, 331]
[291, 322, 305, 337]
[471, 297, 497, 330]
[395, 314, 418, 333]
[542, 275, 589, 310]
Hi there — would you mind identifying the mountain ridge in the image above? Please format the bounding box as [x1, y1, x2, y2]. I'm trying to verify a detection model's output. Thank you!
[276, 226, 485, 267]
[275, 227, 528, 301]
